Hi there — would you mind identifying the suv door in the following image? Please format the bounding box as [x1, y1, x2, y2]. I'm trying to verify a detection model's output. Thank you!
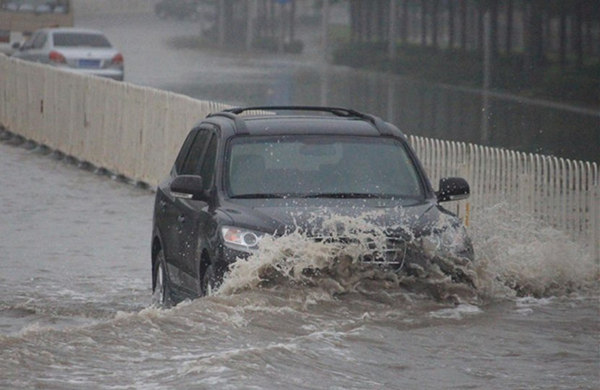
[168, 126, 219, 294]
[155, 128, 198, 284]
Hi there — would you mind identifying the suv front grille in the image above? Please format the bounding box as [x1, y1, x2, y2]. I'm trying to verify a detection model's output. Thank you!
[361, 237, 407, 266]
[312, 236, 407, 266]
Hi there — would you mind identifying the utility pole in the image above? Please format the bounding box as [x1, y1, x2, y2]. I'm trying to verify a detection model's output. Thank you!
[320, 0, 331, 105]
[278, 1, 285, 53]
[388, 0, 398, 121]
[246, 0, 256, 51]
[388, 0, 397, 62]
[217, 0, 225, 48]
[322, 0, 330, 62]
[481, 10, 491, 145]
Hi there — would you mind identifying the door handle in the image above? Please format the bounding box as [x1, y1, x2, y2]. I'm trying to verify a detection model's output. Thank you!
[177, 215, 185, 224]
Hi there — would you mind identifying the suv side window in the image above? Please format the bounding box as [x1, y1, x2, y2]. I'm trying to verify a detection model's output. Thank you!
[173, 128, 199, 174]
[180, 130, 211, 175]
[199, 135, 217, 190]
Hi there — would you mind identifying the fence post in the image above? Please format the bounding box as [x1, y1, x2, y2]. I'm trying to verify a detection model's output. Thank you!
[590, 163, 599, 262]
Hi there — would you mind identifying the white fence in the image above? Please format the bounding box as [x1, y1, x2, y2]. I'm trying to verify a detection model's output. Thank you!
[410, 137, 599, 260]
[0, 55, 598, 260]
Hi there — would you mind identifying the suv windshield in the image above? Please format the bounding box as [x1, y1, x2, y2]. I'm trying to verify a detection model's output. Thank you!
[226, 135, 424, 200]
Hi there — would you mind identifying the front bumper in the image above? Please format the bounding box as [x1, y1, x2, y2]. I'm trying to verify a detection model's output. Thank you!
[220, 244, 252, 264]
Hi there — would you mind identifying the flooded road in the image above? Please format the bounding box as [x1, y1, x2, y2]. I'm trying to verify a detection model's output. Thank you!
[0, 131, 598, 389]
[0, 9, 598, 390]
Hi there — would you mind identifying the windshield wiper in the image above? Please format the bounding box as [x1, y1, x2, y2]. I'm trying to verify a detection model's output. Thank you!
[230, 193, 288, 199]
[302, 192, 386, 199]
[231, 192, 414, 200]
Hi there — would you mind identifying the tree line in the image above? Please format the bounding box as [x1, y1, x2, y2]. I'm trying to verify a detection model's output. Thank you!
[206, 1, 598, 103]
[348, 0, 599, 70]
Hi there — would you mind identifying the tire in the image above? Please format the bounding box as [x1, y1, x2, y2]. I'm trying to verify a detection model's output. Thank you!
[201, 263, 217, 297]
[152, 249, 170, 307]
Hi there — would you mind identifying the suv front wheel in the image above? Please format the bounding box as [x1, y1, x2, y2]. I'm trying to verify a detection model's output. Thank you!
[201, 262, 218, 296]
[152, 249, 170, 306]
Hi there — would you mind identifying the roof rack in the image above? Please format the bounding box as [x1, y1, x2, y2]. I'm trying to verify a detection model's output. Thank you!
[224, 106, 360, 117]
[206, 111, 249, 134]
[217, 106, 394, 136]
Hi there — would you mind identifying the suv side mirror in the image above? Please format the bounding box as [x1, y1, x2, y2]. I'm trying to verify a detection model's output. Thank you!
[437, 177, 470, 202]
[170, 175, 209, 201]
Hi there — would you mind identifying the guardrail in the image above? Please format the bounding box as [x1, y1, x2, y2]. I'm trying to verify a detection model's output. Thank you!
[0, 55, 598, 260]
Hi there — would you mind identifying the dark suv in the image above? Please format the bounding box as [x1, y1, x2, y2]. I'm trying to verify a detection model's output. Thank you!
[151, 107, 473, 305]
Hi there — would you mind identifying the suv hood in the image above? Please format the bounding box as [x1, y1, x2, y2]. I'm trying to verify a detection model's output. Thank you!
[220, 198, 455, 239]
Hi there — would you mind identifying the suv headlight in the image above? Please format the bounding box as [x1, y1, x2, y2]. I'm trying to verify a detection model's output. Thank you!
[221, 226, 264, 253]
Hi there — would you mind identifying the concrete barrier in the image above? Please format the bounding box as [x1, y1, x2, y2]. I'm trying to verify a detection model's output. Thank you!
[0, 54, 228, 186]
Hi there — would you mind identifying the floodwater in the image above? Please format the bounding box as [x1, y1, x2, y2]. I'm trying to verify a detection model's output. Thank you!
[0, 130, 598, 389]
[0, 9, 598, 390]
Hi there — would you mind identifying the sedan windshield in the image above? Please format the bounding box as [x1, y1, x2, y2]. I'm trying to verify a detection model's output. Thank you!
[227, 135, 425, 200]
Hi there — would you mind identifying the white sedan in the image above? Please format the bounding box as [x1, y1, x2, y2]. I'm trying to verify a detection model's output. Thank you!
[12, 27, 124, 81]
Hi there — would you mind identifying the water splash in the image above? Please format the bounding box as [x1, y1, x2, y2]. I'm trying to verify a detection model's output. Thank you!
[216, 205, 598, 302]
[469, 203, 599, 299]
[217, 210, 478, 304]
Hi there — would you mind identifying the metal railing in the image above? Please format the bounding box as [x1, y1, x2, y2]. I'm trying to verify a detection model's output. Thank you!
[410, 136, 599, 259]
